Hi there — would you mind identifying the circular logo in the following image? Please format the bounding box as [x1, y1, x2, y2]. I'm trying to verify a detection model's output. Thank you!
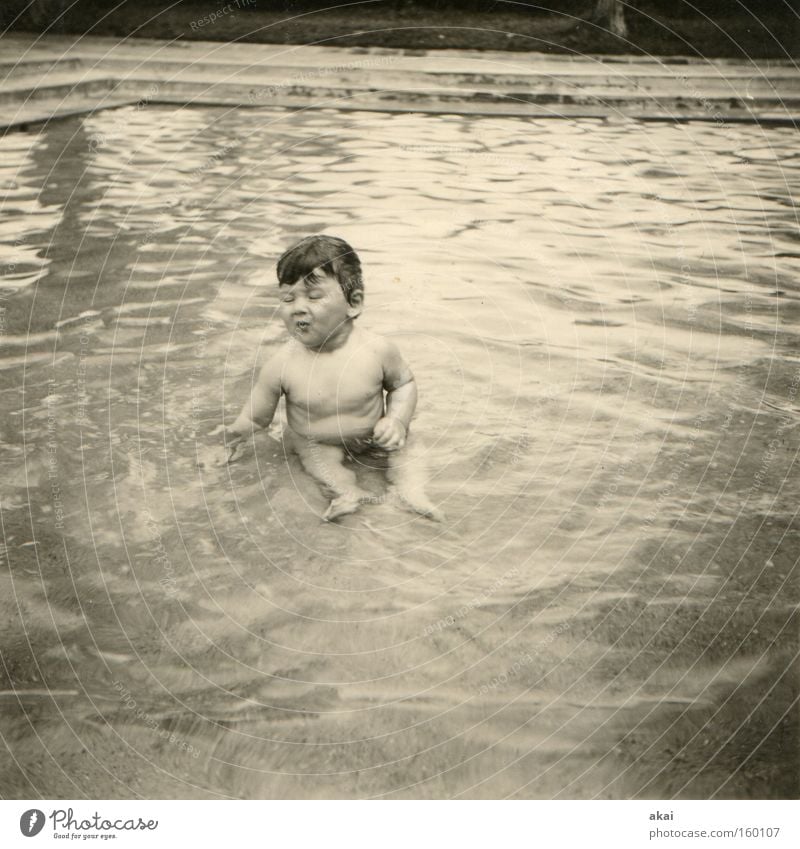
[19, 810, 45, 837]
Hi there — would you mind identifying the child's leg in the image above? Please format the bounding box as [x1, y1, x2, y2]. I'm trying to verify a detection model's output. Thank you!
[288, 433, 369, 521]
[386, 435, 444, 522]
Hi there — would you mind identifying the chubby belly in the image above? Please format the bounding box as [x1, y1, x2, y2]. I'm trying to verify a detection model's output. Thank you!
[285, 394, 384, 443]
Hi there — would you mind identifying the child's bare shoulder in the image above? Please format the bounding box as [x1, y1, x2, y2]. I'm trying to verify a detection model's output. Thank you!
[257, 341, 294, 386]
[357, 328, 402, 358]
[357, 330, 412, 388]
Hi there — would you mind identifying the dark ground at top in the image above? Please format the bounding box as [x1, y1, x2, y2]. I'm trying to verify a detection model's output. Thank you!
[4, 0, 799, 60]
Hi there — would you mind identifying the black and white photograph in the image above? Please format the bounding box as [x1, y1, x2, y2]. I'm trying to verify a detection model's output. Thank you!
[0, 0, 798, 823]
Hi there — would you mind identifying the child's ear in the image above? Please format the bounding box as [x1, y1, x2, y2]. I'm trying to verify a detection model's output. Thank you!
[346, 290, 363, 319]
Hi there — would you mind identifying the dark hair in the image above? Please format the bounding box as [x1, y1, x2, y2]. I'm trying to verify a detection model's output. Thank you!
[276, 235, 363, 304]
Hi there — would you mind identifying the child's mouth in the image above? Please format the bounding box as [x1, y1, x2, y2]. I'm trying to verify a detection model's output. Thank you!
[295, 320, 311, 331]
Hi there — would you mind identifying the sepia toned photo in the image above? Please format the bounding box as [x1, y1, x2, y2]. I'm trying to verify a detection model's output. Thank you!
[1, 0, 798, 807]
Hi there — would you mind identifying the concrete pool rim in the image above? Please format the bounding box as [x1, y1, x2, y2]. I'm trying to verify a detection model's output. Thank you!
[2, 33, 799, 133]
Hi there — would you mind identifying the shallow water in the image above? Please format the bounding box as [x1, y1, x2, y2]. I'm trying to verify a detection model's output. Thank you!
[1, 105, 798, 799]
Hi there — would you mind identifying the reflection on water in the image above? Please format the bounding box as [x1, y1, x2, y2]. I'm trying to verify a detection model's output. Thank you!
[1, 105, 798, 799]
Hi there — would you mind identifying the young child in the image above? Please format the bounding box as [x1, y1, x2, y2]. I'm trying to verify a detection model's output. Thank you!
[222, 235, 441, 522]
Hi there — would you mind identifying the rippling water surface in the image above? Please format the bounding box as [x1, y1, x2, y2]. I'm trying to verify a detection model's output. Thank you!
[1, 106, 798, 799]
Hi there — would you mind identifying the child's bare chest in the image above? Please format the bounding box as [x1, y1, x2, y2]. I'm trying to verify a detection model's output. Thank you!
[282, 353, 383, 414]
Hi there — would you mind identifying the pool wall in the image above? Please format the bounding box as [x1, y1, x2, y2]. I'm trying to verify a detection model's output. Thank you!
[1, 33, 799, 131]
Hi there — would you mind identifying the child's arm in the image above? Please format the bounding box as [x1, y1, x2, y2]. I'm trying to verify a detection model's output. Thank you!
[228, 356, 283, 438]
[372, 340, 416, 450]
[203, 355, 283, 466]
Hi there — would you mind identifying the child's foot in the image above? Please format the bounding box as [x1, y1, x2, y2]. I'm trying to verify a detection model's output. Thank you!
[395, 488, 445, 522]
[323, 491, 368, 522]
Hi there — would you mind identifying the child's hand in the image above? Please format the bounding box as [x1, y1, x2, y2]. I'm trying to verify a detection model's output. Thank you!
[372, 417, 406, 451]
[208, 424, 247, 465]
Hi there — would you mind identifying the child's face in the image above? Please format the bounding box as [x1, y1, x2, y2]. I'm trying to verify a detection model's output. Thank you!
[278, 270, 361, 348]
